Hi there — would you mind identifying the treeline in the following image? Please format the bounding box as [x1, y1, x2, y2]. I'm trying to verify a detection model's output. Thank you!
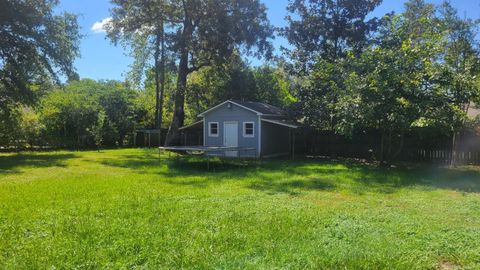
[1, 0, 480, 165]
[282, 0, 480, 164]
[1, 80, 137, 149]
[0, 62, 292, 149]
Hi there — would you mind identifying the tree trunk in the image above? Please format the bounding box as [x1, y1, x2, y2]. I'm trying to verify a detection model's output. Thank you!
[391, 131, 405, 161]
[154, 31, 161, 130]
[329, 117, 337, 158]
[450, 131, 458, 167]
[165, 15, 191, 146]
[379, 129, 386, 165]
[165, 47, 188, 146]
[386, 129, 392, 163]
[154, 21, 166, 146]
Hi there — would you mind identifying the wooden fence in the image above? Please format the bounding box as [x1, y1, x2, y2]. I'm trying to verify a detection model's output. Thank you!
[293, 128, 480, 165]
[416, 149, 480, 165]
[156, 125, 480, 164]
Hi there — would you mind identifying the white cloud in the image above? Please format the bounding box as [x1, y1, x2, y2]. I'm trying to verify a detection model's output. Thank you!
[91, 17, 112, 34]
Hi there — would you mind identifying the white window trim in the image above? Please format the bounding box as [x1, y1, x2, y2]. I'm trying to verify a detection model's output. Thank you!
[243, 121, 255, 138]
[208, 122, 219, 137]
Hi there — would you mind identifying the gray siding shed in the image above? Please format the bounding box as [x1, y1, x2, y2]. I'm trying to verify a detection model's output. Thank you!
[196, 100, 297, 158]
[203, 102, 259, 157]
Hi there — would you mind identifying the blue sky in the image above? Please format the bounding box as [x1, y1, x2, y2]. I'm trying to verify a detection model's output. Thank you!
[55, 0, 479, 81]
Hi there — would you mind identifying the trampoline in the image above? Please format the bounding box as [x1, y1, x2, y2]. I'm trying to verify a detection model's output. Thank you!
[159, 146, 257, 157]
[158, 146, 258, 169]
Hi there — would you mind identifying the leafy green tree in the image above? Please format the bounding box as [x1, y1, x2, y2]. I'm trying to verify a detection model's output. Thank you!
[296, 58, 349, 132]
[338, 1, 445, 163]
[427, 1, 480, 166]
[98, 81, 137, 146]
[186, 52, 257, 120]
[282, 0, 383, 157]
[1, 0, 80, 98]
[18, 106, 45, 148]
[40, 80, 99, 148]
[0, 0, 80, 147]
[281, 0, 383, 73]
[0, 110, 22, 148]
[133, 82, 157, 130]
[186, 55, 294, 122]
[106, 0, 170, 134]
[133, 66, 177, 131]
[0, 98, 21, 147]
[252, 65, 295, 108]
[108, 0, 274, 145]
[90, 110, 106, 151]
[40, 79, 138, 148]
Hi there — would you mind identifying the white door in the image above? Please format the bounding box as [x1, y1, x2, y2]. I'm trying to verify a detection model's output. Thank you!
[224, 121, 238, 157]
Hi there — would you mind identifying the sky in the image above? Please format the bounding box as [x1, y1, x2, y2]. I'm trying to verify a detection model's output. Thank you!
[54, 0, 480, 81]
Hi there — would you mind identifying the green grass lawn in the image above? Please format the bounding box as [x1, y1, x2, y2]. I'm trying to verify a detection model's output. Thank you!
[1, 149, 480, 269]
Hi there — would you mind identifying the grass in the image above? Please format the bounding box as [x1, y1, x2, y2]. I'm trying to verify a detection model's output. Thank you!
[1, 148, 480, 269]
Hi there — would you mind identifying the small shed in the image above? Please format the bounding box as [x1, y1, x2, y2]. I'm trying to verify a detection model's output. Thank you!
[181, 100, 298, 158]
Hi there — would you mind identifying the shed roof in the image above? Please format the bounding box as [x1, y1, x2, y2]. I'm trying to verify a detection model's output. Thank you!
[179, 119, 203, 130]
[261, 118, 298, 128]
[198, 100, 286, 117]
[231, 100, 286, 116]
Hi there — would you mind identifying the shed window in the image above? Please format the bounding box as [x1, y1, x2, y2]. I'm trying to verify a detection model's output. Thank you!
[243, 122, 254, 137]
[208, 122, 219, 137]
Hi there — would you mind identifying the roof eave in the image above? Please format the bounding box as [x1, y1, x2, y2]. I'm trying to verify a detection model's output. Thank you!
[261, 118, 299, 129]
[179, 119, 204, 130]
[197, 100, 263, 117]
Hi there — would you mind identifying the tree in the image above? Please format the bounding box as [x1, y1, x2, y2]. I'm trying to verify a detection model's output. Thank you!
[134, 66, 177, 131]
[0, 0, 81, 146]
[329, 0, 480, 164]
[0, 95, 21, 147]
[186, 55, 294, 122]
[90, 110, 106, 151]
[0, 0, 80, 104]
[337, 0, 446, 163]
[40, 79, 138, 149]
[98, 81, 137, 146]
[252, 65, 295, 108]
[295, 58, 353, 157]
[106, 0, 169, 142]
[281, 0, 383, 73]
[429, 1, 480, 166]
[282, 0, 383, 158]
[186, 52, 257, 117]
[108, 0, 274, 145]
[40, 80, 100, 148]
[18, 106, 45, 148]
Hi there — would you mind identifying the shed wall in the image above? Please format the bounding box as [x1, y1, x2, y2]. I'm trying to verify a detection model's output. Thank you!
[261, 121, 291, 157]
[203, 102, 259, 157]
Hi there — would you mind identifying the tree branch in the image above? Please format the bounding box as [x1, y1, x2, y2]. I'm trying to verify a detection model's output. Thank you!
[188, 61, 209, 73]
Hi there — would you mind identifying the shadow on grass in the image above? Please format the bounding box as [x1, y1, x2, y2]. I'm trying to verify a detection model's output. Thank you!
[249, 177, 336, 196]
[99, 153, 255, 173]
[0, 153, 77, 174]
[419, 167, 480, 193]
[96, 152, 480, 195]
